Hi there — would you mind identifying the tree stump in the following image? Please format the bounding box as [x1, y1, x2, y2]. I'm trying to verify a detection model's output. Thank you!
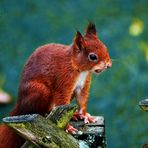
[139, 99, 148, 111]
[139, 99, 148, 148]
[3, 105, 106, 148]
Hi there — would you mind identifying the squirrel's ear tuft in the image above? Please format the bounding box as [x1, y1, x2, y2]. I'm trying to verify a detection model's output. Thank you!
[73, 31, 86, 51]
[85, 22, 96, 35]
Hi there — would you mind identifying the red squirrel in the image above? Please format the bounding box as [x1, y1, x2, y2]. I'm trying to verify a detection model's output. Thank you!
[0, 23, 112, 148]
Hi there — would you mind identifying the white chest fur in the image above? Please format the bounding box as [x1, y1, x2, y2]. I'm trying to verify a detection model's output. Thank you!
[74, 71, 89, 92]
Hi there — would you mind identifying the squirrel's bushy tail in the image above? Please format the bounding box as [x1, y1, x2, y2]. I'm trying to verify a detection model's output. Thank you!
[0, 124, 25, 148]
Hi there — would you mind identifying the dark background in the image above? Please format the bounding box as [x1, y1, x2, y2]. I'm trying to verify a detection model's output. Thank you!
[0, 0, 148, 147]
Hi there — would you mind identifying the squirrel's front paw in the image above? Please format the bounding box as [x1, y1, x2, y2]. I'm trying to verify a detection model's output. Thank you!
[84, 113, 97, 123]
[72, 111, 97, 124]
[65, 123, 78, 134]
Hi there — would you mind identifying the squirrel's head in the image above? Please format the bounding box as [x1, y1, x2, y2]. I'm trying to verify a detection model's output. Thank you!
[72, 23, 112, 74]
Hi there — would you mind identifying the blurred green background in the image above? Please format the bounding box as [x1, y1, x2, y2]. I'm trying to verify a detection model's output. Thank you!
[0, 0, 148, 147]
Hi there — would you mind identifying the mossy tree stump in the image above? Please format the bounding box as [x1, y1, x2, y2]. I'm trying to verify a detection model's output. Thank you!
[3, 105, 106, 148]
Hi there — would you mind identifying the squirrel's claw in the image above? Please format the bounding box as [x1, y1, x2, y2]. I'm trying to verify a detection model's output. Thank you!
[72, 111, 97, 123]
[85, 113, 97, 123]
[66, 123, 78, 134]
[71, 115, 78, 121]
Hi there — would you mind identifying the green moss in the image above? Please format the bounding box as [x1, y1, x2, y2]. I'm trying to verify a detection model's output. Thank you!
[57, 109, 76, 128]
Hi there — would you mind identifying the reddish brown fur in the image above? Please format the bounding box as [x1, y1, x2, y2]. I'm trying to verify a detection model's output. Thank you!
[0, 23, 112, 147]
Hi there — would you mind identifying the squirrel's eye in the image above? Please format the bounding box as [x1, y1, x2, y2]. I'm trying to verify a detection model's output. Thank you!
[88, 53, 98, 62]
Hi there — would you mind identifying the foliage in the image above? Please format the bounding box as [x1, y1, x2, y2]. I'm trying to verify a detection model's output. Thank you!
[0, 0, 148, 147]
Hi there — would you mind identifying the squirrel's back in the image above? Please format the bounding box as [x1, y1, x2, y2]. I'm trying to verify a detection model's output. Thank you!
[21, 43, 71, 82]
